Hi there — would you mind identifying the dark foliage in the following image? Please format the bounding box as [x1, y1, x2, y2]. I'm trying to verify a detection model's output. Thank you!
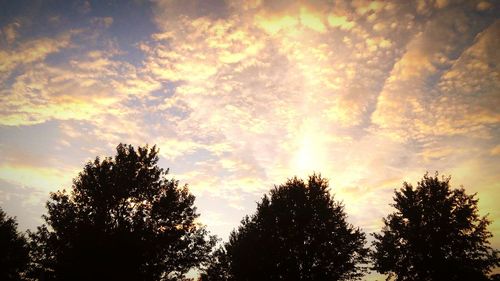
[199, 247, 231, 281]
[372, 172, 500, 281]
[490, 274, 500, 281]
[200, 174, 369, 281]
[28, 144, 216, 281]
[0, 207, 29, 281]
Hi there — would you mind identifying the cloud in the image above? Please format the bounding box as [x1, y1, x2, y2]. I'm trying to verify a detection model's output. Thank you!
[0, 179, 46, 230]
[0, 42, 163, 149]
[435, 20, 500, 133]
[372, 7, 498, 141]
[0, 163, 75, 192]
[1, 20, 22, 45]
[1, 61, 119, 126]
[0, 31, 76, 75]
[156, 139, 203, 160]
[327, 14, 356, 30]
[147, 0, 403, 144]
[477, 1, 493, 11]
[132, 3, 426, 200]
[78, 0, 92, 14]
[490, 145, 500, 156]
[153, 0, 228, 24]
[90, 17, 114, 28]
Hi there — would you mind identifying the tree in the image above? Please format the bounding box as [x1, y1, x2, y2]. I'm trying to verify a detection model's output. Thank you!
[372, 172, 500, 281]
[0, 207, 29, 281]
[28, 144, 216, 281]
[200, 174, 369, 281]
[199, 247, 231, 281]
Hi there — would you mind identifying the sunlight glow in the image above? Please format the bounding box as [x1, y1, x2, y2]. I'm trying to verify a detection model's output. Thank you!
[292, 120, 328, 177]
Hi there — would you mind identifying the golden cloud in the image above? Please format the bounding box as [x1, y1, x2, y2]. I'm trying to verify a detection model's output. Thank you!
[0, 31, 76, 75]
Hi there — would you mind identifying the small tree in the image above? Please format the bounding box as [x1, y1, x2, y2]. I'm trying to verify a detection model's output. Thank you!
[201, 174, 369, 280]
[0, 207, 29, 281]
[28, 144, 216, 281]
[372, 172, 500, 281]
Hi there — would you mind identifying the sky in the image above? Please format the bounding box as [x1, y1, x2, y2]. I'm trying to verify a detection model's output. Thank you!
[0, 0, 499, 279]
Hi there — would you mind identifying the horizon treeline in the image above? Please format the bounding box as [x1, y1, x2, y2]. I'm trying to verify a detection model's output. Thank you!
[1, 144, 499, 281]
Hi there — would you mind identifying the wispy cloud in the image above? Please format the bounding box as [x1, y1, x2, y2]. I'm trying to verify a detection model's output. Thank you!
[0, 31, 76, 76]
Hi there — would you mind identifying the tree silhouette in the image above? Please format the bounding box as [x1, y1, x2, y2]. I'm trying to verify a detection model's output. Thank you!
[0, 207, 29, 281]
[199, 247, 231, 281]
[28, 144, 216, 281]
[200, 174, 369, 281]
[372, 172, 500, 281]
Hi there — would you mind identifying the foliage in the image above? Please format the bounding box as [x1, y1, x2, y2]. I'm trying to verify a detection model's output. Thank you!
[201, 174, 369, 281]
[0, 207, 30, 281]
[372, 172, 500, 281]
[28, 144, 216, 281]
[199, 247, 231, 281]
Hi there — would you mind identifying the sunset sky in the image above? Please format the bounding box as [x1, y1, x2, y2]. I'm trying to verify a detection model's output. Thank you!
[1, 0, 499, 279]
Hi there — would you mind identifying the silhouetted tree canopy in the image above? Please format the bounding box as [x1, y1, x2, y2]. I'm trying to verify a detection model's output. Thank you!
[372, 172, 500, 281]
[201, 174, 369, 281]
[199, 247, 231, 281]
[0, 207, 29, 281]
[28, 144, 216, 281]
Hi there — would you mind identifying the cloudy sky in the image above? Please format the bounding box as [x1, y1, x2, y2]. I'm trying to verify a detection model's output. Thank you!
[1, 0, 499, 278]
